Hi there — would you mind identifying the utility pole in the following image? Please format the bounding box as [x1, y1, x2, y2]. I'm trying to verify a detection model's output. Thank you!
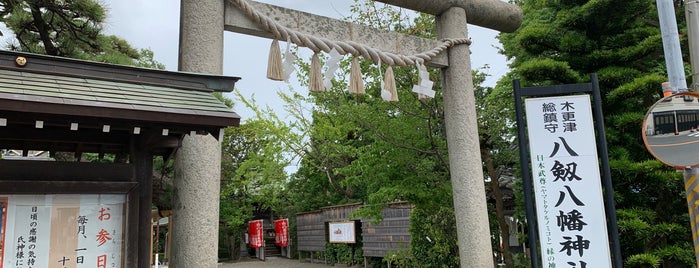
[658, 0, 688, 92]
[687, 0, 699, 91]
[684, 1, 699, 267]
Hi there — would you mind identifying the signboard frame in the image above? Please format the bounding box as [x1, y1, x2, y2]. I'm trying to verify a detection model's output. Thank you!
[328, 221, 356, 244]
[513, 74, 622, 268]
[524, 94, 611, 267]
[0, 194, 126, 268]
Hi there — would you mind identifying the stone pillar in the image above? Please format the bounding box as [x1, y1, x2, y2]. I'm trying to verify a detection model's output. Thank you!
[172, 1, 224, 267]
[437, 7, 495, 267]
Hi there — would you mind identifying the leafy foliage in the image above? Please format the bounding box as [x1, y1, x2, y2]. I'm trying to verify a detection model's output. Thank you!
[218, 91, 300, 259]
[0, 0, 164, 68]
[499, 0, 693, 265]
[220, 97, 294, 222]
[408, 206, 460, 267]
[282, 1, 516, 266]
[285, 3, 455, 220]
[626, 253, 661, 268]
[325, 242, 364, 266]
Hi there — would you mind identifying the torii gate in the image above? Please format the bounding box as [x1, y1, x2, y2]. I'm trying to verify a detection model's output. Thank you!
[174, 0, 522, 267]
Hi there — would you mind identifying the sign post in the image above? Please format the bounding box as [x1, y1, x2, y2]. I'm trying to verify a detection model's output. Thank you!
[684, 168, 699, 268]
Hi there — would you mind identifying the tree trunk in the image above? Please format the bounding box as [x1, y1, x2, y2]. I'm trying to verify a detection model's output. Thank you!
[28, 3, 59, 56]
[483, 150, 514, 268]
[229, 234, 240, 261]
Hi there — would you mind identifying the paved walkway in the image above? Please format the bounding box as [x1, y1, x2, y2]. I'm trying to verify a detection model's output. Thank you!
[221, 257, 358, 268]
[154, 257, 361, 268]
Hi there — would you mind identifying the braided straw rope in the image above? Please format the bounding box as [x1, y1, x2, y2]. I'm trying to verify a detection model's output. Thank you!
[229, 0, 471, 67]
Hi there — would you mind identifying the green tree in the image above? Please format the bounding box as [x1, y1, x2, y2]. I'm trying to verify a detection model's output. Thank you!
[499, 0, 692, 266]
[0, 0, 164, 68]
[268, 3, 457, 264]
[286, 6, 450, 208]
[478, 70, 520, 268]
[280, 1, 521, 266]
[219, 93, 298, 260]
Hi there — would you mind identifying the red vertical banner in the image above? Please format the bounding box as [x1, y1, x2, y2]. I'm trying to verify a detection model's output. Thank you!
[274, 219, 289, 247]
[248, 220, 264, 249]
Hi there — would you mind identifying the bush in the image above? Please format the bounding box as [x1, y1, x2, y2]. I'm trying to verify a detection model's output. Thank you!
[325, 243, 363, 266]
[625, 253, 661, 268]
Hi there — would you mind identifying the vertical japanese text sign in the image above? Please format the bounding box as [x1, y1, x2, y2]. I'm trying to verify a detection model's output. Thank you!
[2, 194, 124, 268]
[524, 95, 612, 267]
[248, 220, 264, 249]
[274, 219, 289, 247]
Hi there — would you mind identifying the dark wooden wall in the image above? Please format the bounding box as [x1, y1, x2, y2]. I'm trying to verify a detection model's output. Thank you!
[295, 202, 412, 257]
[361, 202, 412, 257]
[296, 211, 326, 252]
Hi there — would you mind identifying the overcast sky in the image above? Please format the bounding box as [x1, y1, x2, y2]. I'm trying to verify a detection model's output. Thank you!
[102, 0, 509, 121]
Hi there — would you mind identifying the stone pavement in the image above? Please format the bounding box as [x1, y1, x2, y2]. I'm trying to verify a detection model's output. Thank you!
[153, 257, 361, 268]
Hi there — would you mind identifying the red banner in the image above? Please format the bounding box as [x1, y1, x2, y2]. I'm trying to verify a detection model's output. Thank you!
[248, 220, 264, 248]
[274, 219, 289, 247]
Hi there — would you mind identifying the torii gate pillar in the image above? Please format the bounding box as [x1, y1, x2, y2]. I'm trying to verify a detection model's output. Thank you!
[437, 7, 494, 267]
[173, 1, 224, 267]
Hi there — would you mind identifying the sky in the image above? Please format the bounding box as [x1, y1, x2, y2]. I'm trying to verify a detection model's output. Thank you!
[102, 0, 509, 121]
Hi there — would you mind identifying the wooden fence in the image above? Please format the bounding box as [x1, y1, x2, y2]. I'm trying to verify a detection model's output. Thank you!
[296, 202, 413, 260]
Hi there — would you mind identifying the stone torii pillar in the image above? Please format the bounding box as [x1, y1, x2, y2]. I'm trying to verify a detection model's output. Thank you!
[174, 1, 224, 267]
[181, 0, 522, 267]
[375, 1, 521, 267]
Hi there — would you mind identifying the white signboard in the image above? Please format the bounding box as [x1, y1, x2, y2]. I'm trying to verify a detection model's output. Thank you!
[525, 95, 612, 267]
[0, 194, 125, 268]
[328, 221, 355, 243]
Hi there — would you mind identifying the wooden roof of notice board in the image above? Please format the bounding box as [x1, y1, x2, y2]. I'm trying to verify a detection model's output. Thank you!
[0, 50, 241, 155]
